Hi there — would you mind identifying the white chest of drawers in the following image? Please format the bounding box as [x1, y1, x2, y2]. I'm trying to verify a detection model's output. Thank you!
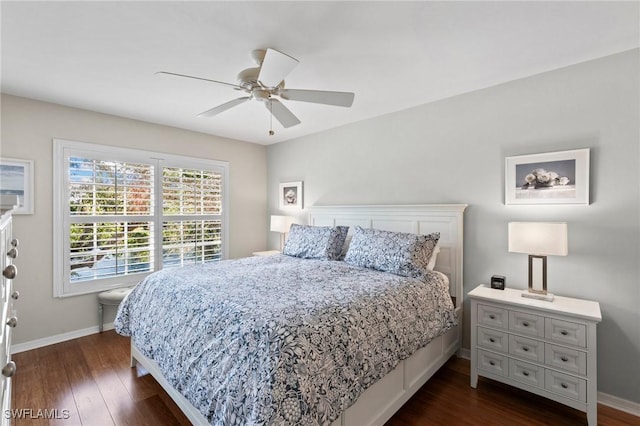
[0, 201, 19, 426]
[470, 284, 601, 425]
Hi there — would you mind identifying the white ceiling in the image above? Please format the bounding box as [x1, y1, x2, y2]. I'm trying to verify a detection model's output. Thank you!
[2, 1, 638, 145]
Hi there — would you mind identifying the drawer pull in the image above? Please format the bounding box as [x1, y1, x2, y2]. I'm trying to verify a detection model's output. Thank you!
[6, 317, 17, 328]
[522, 346, 530, 352]
[11, 291, 19, 300]
[489, 337, 495, 343]
[561, 356, 569, 362]
[489, 360, 496, 366]
[7, 248, 17, 259]
[560, 330, 568, 336]
[10, 238, 19, 248]
[522, 371, 530, 377]
[560, 383, 569, 389]
[2, 264, 17, 279]
[489, 314, 496, 320]
[522, 321, 530, 327]
[1, 361, 15, 378]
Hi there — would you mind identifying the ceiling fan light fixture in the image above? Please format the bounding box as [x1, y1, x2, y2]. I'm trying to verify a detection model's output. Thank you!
[252, 89, 271, 101]
[237, 67, 259, 87]
[157, 47, 355, 131]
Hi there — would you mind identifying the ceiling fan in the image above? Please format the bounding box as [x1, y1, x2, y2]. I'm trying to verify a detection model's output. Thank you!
[157, 48, 355, 134]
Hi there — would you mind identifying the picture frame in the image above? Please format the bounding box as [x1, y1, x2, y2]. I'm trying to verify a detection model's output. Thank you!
[278, 181, 303, 209]
[0, 157, 35, 214]
[505, 148, 589, 205]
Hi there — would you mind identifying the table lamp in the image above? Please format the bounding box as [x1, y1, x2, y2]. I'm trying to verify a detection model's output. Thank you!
[508, 222, 568, 302]
[270, 215, 295, 251]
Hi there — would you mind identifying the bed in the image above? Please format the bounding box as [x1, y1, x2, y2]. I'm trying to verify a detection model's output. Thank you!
[115, 204, 466, 425]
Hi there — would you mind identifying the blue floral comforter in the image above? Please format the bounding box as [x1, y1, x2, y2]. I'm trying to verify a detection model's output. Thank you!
[114, 255, 457, 425]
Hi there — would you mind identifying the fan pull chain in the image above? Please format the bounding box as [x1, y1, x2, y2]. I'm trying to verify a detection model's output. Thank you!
[268, 100, 275, 136]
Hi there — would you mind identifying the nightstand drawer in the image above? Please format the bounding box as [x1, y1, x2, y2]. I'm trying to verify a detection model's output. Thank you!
[478, 304, 508, 330]
[545, 370, 587, 402]
[509, 359, 544, 389]
[545, 318, 586, 347]
[478, 327, 508, 353]
[509, 310, 544, 338]
[509, 334, 544, 363]
[545, 344, 586, 375]
[477, 349, 508, 377]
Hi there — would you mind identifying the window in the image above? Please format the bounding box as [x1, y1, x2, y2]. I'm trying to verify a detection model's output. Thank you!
[161, 167, 224, 269]
[54, 139, 228, 297]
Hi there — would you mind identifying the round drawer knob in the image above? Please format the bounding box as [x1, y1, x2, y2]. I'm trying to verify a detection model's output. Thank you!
[489, 338, 495, 343]
[522, 321, 530, 327]
[561, 356, 568, 362]
[7, 248, 17, 259]
[11, 291, 19, 300]
[1, 362, 15, 378]
[489, 314, 495, 320]
[523, 371, 530, 377]
[6, 317, 17, 328]
[522, 346, 530, 352]
[489, 360, 495, 366]
[10, 239, 19, 248]
[2, 264, 17, 279]
[560, 330, 569, 336]
[560, 383, 569, 389]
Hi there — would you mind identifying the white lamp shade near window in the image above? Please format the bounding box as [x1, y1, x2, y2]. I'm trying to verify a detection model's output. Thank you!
[508, 222, 568, 256]
[271, 215, 295, 251]
[270, 215, 295, 233]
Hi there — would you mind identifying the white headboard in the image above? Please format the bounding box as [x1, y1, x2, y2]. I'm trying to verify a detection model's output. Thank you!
[308, 204, 467, 305]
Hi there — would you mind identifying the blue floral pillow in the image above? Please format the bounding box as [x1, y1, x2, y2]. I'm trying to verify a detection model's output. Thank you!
[344, 226, 440, 278]
[283, 224, 349, 260]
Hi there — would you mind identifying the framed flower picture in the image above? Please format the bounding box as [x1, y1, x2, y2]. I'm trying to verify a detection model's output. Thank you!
[278, 181, 303, 209]
[505, 149, 589, 205]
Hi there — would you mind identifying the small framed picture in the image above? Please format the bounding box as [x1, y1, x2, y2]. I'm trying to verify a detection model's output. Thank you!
[0, 157, 35, 214]
[279, 181, 303, 209]
[505, 149, 589, 205]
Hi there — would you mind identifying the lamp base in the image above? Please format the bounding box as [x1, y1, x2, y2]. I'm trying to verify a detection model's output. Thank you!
[521, 291, 554, 302]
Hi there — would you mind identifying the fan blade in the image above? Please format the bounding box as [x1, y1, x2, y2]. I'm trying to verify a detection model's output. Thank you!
[267, 99, 301, 128]
[257, 48, 299, 88]
[197, 97, 251, 117]
[156, 71, 243, 90]
[278, 89, 355, 107]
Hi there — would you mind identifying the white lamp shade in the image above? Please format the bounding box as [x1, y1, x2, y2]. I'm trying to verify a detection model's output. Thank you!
[508, 222, 568, 256]
[270, 215, 295, 233]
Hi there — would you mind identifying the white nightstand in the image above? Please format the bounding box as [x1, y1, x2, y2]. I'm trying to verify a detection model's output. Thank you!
[469, 284, 601, 425]
[252, 250, 281, 257]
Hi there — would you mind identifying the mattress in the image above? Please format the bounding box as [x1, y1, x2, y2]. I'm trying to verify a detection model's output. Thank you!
[114, 254, 457, 425]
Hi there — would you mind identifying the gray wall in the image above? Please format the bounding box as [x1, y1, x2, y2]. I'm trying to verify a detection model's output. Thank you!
[1, 94, 268, 344]
[267, 50, 640, 402]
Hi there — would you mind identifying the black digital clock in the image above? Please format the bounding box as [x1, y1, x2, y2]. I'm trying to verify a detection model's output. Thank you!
[490, 275, 506, 290]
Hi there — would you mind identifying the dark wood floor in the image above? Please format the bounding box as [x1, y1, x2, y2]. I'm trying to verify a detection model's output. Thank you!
[11, 331, 639, 425]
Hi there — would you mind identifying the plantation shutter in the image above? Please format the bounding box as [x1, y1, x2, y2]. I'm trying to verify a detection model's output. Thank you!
[161, 167, 224, 268]
[68, 157, 155, 282]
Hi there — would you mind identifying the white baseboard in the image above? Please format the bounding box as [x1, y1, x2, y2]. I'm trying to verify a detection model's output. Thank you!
[598, 391, 640, 417]
[11, 322, 114, 354]
[458, 348, 471, 359]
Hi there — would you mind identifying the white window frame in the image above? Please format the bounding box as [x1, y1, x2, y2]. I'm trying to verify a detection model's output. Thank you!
[53, 139, 229, 297]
